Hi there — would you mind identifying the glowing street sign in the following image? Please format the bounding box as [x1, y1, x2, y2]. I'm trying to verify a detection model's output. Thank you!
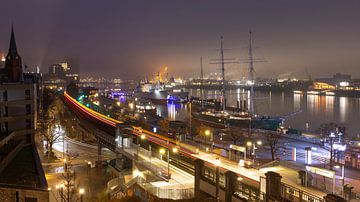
[230, 144, 246, 152]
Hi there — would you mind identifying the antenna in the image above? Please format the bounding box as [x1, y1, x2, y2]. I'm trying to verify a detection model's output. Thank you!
[210, 36, 238, 111]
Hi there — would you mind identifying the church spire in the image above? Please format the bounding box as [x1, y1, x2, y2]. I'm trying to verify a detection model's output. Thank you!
[4, 25, 22, 82]
[8, 25, 19, 57]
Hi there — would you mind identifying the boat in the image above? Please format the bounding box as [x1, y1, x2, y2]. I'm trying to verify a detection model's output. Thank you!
[134, 80, 189, 104]
[191, 32, 283, 131]
[192, 110, 283, 131]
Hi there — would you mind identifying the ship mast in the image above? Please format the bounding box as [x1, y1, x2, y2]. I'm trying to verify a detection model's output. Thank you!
[210, 36, 237, 111]
[248, 31, 255, 115]
[200, 56, 204, 108]
[220, 36, 226, 111]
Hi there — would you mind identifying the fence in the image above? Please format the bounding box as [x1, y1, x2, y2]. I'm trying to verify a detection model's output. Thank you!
[137, 177, 194, 200]
[281, 183, 324, 202]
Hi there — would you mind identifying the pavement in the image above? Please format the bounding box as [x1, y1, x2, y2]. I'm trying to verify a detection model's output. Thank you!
[36, 131, 115, 202]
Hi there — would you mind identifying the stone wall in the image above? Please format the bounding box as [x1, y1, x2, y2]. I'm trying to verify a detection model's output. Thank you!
[0, 186, 49, 202]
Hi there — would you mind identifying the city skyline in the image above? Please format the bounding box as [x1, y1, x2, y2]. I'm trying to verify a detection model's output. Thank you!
[1, 1, 360, 79]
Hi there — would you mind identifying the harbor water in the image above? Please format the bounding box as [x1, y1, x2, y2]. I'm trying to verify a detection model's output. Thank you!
[154, 88, 360, 138]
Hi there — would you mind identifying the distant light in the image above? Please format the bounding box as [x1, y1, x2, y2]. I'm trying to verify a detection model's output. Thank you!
[172, 147, 178, 153]
[153, 127, 157, 133]
[339, 81, 349, 87]
[140, 134, 146, 140]
[1, 57, 5, 62]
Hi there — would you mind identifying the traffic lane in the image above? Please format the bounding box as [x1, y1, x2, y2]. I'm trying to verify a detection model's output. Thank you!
[52, 139, 115, 161]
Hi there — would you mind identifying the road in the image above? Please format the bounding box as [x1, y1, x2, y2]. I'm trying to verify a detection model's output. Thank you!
[36, 129, 115, 202]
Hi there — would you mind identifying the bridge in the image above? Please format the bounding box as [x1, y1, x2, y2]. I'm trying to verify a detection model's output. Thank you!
[63, 91, 341, 202]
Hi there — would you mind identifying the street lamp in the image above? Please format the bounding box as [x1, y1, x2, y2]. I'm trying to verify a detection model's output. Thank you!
[246, 140, 262, 164]
[204, 129, 212, 149]
[137, 134, 146, 160]
[159, 148, 166, 160]
[79, 188, 85, 202]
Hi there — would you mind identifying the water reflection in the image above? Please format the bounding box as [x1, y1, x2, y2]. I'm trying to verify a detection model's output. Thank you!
[152, 88, 360, 137]
[293, 94, 301, 111]
[339, 97, 347, 122]
[325, 96, 334, 118]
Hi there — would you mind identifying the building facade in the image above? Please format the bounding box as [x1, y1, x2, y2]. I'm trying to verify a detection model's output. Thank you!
[0, 27, 48, 201]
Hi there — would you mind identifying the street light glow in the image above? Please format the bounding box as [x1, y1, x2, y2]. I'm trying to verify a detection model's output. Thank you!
[79, 188, 85, 195]
[140, 134, 146, 140]
[205, 130, 210, 136]
[257, 140, 262, 145]
[246, 142, 252, 147]
[159, 148, 166, 154]
[172, 147, 178, 153]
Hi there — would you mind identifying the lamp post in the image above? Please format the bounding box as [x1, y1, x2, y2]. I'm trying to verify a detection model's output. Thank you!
[246, 140, 262, 164]
[205, 129, 213, 150]
[79, 188, 85, 202]
[329, 132, 336, 168]
[137, 133, 145, 160]
[215, 158, 220, 202]
[159, 148, 165, 161]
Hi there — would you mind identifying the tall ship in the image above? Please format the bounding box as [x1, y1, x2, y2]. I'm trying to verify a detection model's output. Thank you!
[134, 68, 189, 103]
[192, 33, 283, 131]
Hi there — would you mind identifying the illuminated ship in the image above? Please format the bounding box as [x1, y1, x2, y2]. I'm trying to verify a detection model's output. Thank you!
[134, 80, 188, 104]
[192, 33, 282, 131]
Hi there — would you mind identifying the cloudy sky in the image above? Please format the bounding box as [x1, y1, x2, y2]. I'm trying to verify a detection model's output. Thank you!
[1, 0, 360, 79]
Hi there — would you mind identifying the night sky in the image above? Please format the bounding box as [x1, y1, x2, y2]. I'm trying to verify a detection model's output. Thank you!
[1, 0, 360, 79]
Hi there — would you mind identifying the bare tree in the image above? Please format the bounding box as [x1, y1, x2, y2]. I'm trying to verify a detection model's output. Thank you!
[222, 128, 246, 145]
[57, 156, 80, 202]
[265, 133, 281, 161]
[38, 96, 63, 157]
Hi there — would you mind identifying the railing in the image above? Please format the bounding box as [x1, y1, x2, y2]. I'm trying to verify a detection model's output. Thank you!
[107, 177, 123, 194]
[281, 183, 324, 202]
[137, 177, 194, 200]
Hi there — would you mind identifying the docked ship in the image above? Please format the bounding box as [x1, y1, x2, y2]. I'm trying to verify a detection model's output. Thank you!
[134, 75, 189, 104]
[191, 33, 283, 131]
[192, 110, 283, 131]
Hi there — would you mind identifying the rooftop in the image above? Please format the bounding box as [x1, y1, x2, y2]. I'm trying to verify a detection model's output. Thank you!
[0, 145, 47, 190]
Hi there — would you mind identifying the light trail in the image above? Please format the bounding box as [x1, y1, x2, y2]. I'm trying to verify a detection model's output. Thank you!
[64, 92, 196, 158]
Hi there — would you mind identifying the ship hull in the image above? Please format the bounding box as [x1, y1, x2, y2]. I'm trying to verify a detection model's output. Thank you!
[192, 112, 282, 131]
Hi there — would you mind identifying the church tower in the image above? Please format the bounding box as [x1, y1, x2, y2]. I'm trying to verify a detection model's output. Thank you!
[5, 26, 23, 82]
